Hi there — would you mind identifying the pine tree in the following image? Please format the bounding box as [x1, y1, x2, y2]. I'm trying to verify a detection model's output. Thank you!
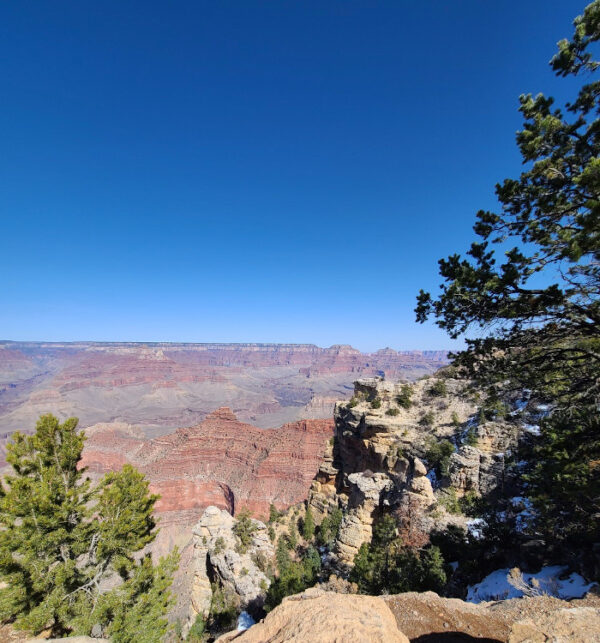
[301, 506, 315, 541]
[416, 1, 600, 411]
[0, 414, 177, 637]
[0, 415, 92, 634]
[415, 1, 600, 554]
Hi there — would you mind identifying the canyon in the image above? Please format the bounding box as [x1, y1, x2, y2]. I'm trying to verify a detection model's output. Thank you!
[81, 407, 334, 551]
[0, 341, 446, 446]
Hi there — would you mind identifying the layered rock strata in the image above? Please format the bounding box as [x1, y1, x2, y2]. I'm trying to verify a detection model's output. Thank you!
[81, 408, 334, 537]
[309, 376, 527, 567]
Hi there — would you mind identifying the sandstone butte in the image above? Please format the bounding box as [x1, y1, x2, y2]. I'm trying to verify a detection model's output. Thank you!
[80, 407, 334, 546]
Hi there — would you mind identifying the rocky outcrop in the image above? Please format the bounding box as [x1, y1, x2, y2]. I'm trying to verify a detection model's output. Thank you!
[216, 587, 600, 643]
[309, 376, 530, 567]
[188, 506, 274, 631]
[216, 588, 410, 643]
[334, 471, 393, 565]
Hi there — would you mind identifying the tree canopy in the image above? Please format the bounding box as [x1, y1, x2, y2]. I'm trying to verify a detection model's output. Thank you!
[416, 1, 600, 550]
[0, 414, 177, 639]
[416, 1, 600, 410]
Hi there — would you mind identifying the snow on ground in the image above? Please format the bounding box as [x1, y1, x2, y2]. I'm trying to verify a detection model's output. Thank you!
[237, 611, 256, 631]
[510, 496, 536, 533]
[522, 423, 541, 435]
[467, 566, 597, 603]
[466, 518, 486, 539]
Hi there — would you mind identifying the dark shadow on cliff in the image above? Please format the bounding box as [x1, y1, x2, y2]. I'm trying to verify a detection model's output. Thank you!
[411, 634, 502, 643]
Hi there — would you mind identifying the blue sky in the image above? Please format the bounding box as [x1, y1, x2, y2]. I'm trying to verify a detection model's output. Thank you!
[1, 1, 585, 351]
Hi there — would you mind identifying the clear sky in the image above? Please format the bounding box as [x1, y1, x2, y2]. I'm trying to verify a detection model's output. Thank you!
[1, 1, 585, 351]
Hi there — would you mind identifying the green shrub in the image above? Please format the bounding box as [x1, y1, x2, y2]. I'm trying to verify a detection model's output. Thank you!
[350, 514, 446, 595]
[316, 507, 343, 547]
[428, 380, 448, 397]
[419, 411, 435, 426]
[396, 385, 414, 409]
[451, 411, 461, 427]
[265, 545, 321, 612]
[438, 489, 461, 514]
[464, 425, 478, 446]
[269, 503, 282, 523]
[233, 509, 256, 554]
[288, 522, 298, 550]
[459, 491, 485, 517]
[213, 537, 225, 555]
[209, 584, 238, 632]
[251, 550, 270, 573]
[477, 399, 509, 423]
[371, 398, 382, 409]
[348, 397, 359, 408]
[425, 438, 455, 478]
[386, 407, 400, 416]
[301, 505, 315, 540]
[186, 614, 206, 642]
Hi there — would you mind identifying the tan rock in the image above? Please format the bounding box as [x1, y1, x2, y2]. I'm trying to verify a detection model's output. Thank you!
[413, 456, 427, 477]
[188, 506, 274, 633]
[509, 606, 600, 643]
[216, 588, 409, 642]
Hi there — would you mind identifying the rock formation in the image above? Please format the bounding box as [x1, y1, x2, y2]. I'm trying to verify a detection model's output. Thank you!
[216, 588, 410, 643]
[215, 587, 600, 643]
[81, 408, 334, 548]
[189, 507, 274, 626]
[308, 376, 530, 567]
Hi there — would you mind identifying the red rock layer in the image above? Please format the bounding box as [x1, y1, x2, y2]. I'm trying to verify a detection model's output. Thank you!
[81, 408, 334, 525]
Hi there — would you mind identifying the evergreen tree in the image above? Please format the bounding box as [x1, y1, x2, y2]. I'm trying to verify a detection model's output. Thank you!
[350, 515, 446, 595]
[232, 509, 255, 554]
[301, 506, 315, 541]
[415, 1, 600, 410]
[415, 1, 600, 550]
[0, 414, 177, 637]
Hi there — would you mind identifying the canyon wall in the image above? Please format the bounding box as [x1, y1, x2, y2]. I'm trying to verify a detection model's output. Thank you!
[0, 341, 447, 451]
[81, 407, 334, 547]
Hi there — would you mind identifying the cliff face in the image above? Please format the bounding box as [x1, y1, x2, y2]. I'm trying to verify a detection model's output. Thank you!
[81, 408, 334, 534]
[189, 507, 274, 624]
[308, 376, 525, 567]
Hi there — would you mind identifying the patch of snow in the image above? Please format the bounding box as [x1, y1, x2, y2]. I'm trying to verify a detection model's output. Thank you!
[515, 509, 535, 533]
[426, 469, 438, 488]
[513, 398, 529, 412]
[522, 423, 541, 436]
[467, 518, 486, 540]
[467, 566, 597, 603]
[510, 496, 532, 510]
[237, 611, 255, 631]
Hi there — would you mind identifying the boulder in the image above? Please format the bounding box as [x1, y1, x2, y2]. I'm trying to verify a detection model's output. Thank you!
[216, 588, 409, 642]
